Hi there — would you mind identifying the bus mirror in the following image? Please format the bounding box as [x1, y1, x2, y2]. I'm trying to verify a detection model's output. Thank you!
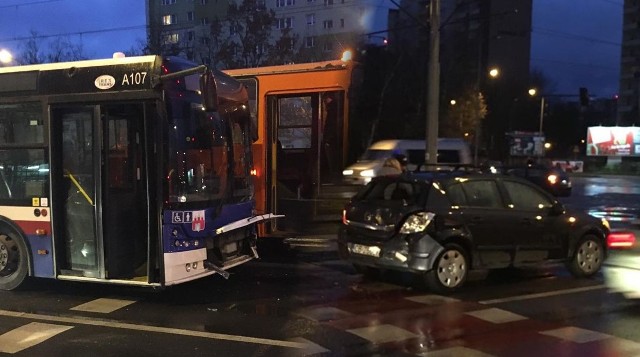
[200, 71, 218, 112]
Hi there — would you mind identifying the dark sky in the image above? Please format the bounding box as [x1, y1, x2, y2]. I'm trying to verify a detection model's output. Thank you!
[0, 0, 624, 98]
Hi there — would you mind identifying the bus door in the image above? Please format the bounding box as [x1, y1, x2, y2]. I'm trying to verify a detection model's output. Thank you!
[51, 104, 147, 280]
[267, 91, 344, 230]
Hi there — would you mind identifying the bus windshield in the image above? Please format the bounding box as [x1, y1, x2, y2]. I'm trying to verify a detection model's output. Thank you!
[163, 58, 253, 206]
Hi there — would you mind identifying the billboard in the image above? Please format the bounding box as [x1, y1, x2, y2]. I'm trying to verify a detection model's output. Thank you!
[586, 126, 640, 156]
[507, 132, 545, 157]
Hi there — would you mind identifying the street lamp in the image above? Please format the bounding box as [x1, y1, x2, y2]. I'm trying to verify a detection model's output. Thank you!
[489, 67, 500, 78]
[0, 49, 13, 65]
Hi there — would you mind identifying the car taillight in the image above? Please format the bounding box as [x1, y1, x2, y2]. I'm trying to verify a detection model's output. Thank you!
[607, 232, 636, 249]
[342, 209, 347, 225]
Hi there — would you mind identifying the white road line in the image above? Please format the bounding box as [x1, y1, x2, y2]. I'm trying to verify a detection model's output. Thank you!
[478, 285, 607, 305]
[0, 322, 73, 354]
[70, 298, 137, 314]
[347, 324, 417, 344]
[0, 309, 308, 349]
[465, 308, 527, 323]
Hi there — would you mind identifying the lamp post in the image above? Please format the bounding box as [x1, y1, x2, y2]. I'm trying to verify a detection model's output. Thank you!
[528, 88, 545, 134]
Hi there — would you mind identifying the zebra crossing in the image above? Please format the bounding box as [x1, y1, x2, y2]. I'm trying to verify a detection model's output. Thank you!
[1, 286, 640, 356]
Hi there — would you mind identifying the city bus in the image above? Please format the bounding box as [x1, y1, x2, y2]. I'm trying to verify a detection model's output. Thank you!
[0, 55, 277, 290]
[225, 58, 353, 233]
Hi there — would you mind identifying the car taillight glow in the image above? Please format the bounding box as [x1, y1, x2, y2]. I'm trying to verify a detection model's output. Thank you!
[607, 232, 636, 249]
[342, 209, 347, 225]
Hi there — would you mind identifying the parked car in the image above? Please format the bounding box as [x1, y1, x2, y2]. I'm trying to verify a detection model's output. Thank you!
[337, 171, 610, 293]
[506, 164, 572, 197]
[602, 230, 639, 298]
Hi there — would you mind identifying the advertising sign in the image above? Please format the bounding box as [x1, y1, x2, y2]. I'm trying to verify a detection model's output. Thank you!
[507, 132, 545, 157]
[586, 126, 640, 157]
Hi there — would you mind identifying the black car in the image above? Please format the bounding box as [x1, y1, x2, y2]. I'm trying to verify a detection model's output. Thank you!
[337, 171, 610, 293]
[506, 164, 572, 197]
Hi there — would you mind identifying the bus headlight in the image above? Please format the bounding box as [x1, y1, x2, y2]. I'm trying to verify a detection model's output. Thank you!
[399, 212, 435, 234]
[342, 169, 353, 176]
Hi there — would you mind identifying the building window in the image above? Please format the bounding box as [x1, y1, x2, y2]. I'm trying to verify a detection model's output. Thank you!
[323, 19, 333, 29]
[201, 37, 210, 45]
[323, 0, 333, 5]
[276, 0, 295, 7]
[277, 17, 294, 29]
[306, 14, 315, 26]
[201, 17, 209, 25]
[188, 31, 195, 41]
[162, 0, 176, 4]
[305, 36, 315, 48]
[187, 11, 194, 21]
[323, 42, 333, 52]
[162, 14, 177, 25]
[340, 18, 344, 27]
[201, 0, 208, 4]
[164, 33, 179, 44]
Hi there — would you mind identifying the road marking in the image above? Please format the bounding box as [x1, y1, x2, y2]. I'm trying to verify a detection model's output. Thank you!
[70, 298, 137, 314]
[478, 285, 607, 304]
[418, 346, 495, 357]
[295, 306, 353, 322]
[0, 309, 308, 349]
[289, 337, 330, 355]
[405, 294, 460, 305]
[465, 308, 527, 323]
[0, 322, 73, 353]
[540, 326, 612, 343]
[347, 324, 417, 344]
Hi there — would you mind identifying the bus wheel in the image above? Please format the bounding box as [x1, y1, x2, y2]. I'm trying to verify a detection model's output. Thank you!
[0, 232, 29, 290]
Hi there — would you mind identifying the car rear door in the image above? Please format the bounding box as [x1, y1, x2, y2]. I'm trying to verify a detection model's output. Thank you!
[500, 178, 565, 264]
[446, 178, 513, 268]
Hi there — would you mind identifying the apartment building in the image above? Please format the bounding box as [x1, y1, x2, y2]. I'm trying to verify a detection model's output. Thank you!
[146, 0, 396, 67]
[618, 0, 640, 124]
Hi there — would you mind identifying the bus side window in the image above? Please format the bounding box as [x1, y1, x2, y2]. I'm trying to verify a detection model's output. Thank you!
[0, 169, 11, 199]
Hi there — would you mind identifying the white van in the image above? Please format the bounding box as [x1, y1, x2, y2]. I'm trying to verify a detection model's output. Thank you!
[342, 138, 472, 185]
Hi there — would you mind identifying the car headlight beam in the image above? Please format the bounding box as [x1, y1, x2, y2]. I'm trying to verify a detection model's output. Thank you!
[399, 212, 435, 234]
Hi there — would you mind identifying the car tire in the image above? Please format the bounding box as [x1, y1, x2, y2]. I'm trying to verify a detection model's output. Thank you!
[0, 231, 29, 291]
[567, 234, 604, 278]
[425, 243, 468, 293]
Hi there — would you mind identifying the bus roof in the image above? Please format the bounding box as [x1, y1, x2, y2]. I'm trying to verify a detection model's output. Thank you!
[0, 55, 158, 74]
[224, 60, 349, 77]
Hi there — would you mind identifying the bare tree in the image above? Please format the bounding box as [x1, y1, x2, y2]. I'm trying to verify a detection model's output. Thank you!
[47, 36, 86, 62]
[224, 0, 276, 68]
[18, 30, 45, 64]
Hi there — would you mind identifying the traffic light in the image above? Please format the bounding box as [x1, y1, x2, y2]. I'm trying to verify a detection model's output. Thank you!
[579, 87, 589, 106]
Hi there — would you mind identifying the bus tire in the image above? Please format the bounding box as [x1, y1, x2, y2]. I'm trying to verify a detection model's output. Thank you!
[0, 232, 29, 291]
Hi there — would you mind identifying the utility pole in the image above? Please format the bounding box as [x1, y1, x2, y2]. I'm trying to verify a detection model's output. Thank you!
[426, 0, 440, 165]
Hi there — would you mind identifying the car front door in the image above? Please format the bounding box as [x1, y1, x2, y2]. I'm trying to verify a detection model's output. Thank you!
[501, 179, 564, 265]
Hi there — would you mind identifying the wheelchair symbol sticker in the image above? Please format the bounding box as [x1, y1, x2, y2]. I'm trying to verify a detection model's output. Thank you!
[172, 211, 184, 223]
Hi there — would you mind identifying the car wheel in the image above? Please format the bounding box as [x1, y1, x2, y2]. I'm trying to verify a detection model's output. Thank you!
[425, 243, 468, 293]
[0, 232, 29, 291]
[567, 234, 604, 278]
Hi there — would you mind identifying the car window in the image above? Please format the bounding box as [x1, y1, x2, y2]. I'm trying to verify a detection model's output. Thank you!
[503, 180, 554, 211]
[461, 180, 502, 208]
[358, 179, 423, 203]
[446, 183, 466, 206]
